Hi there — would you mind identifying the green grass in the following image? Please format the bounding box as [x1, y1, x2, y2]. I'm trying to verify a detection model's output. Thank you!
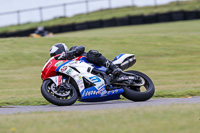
[0, 20, 200, 106]
[0, 0, 200, 33]
[0, 104, 200, 133]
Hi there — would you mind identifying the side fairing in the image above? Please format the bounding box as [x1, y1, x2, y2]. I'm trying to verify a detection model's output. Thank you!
[56, 61, 85, 92]
[55, 60, 124, 100]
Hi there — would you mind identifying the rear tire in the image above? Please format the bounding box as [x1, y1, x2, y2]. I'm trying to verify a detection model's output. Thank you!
[122, 70, 155, 101]
[41, 79, 78, 106]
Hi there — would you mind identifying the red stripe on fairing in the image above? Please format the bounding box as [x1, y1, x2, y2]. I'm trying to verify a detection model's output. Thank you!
[74, 56, 84, 61]
[58, 75, 63, 85]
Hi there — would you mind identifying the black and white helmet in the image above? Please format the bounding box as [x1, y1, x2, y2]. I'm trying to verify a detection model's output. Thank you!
[49, 43, 68, 57]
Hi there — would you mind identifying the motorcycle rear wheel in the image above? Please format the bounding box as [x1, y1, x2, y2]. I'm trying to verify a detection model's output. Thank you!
[122, 70, 155, 101]
[41, 79, 78, 106]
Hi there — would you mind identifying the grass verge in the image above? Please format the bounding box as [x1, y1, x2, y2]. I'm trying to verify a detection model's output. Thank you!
[0, 104, 200, 133]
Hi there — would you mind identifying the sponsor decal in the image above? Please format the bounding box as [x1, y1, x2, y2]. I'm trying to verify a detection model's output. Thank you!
[55, 61, 63, 67]
[66, 68, 72, 74]
[97, 87, 107, 97]
[58, 76, 62, 86]
[83, 90, 98, 97]
[107, 90, 115, 95]
[101, 90, 107, 96]
[80, 85, 84, 88]
[72, 74, 79, 78]
[68, 61, 78, 65]
[98, 87, 104, 94]
[46, 62, 52, 69]
[77, 79, 83, 84]
[107, 90, 118, 95]
[78, 82, 83, 86]
[60, 66, 68, 72]
[78, 76, 82, 79]
[82, 89, 119, 97]
[97, 84, 104, 90]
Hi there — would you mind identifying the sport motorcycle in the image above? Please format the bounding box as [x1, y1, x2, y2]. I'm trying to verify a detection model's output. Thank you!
[41, 54, 155, 106]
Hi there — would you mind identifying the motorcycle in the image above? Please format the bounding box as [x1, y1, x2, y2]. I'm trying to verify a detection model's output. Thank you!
[29, 32, 53, 38]
[41, 53, 155, 106]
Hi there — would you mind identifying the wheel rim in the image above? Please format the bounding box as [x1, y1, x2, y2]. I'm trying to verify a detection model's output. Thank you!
[46, 81, 75, 100]
[128, 77, 150, 92]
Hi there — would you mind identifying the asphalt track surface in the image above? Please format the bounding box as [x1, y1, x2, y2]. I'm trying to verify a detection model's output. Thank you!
[1, 97, 200, 115]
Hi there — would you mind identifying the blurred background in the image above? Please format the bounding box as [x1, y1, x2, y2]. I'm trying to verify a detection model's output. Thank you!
[0, 0, 186, 27]
[1, 0, 200, 37]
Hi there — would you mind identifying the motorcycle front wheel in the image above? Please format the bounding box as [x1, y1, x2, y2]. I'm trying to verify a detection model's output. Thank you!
[41, 79, 78, 106]
[122, 70, 155, 101]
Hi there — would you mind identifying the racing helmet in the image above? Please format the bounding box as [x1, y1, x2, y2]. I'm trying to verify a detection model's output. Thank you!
[49, 43, 68, 57]
[37, 26, 44, 31]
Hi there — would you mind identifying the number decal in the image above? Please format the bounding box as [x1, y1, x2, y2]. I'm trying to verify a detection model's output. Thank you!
[89, 76, 101, 83]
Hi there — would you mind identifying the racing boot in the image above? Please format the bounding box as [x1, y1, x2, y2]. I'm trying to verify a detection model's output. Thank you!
[105, 60, 122, 77]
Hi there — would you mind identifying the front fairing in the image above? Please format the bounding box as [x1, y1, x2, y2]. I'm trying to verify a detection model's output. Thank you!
[41, 57, 68, 80]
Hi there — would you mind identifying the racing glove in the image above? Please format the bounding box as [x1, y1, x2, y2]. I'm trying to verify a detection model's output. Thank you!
[65, 51, 76, 60]
[57, 51, 75, 60]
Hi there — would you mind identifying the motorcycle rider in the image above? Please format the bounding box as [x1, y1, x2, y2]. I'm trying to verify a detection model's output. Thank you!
[34, 26, 49, 37]
[49, 43, 122, 76]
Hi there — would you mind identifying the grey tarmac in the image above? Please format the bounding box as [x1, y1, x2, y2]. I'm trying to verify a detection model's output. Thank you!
[1, 96, 200, 115]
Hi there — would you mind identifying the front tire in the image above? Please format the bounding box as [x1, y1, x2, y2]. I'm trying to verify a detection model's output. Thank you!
[122, 70, 155, 101]
[41, 79, 78, 106]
